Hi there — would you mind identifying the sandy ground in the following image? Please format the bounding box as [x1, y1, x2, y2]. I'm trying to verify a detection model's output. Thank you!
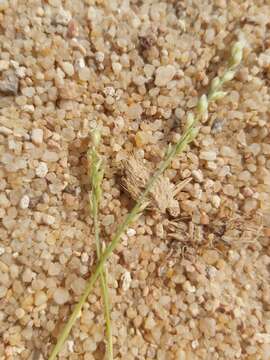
[0, 0, 270, 359]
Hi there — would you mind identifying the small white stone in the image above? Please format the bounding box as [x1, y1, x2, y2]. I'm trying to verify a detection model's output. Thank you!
[15, 67, 27, 78]
[127, 228, 136, 237]
[19, 195, 30, 209]
[22, 86, 35, 97]
[62, 62, 74, 77]
[112, 62, 122, 75]
[121, 271, 132, 291]
[53, 287, 70, 305]
[67, 340, 74, 352]
[31, 128, 43, 145]
[144, 315, 156, 330]
[55, 8, 71, 25]
[220, 145, 236, 157]
[155, 65, 176, 87]
[81, 252, 89, 263]
[35, 162, 48, 178]
[0, 247, 5, 256]
[199, 151, 217, 161]
[95, 52, 105, 62]
[211, 195, 221, 208]
[43, 214, 55, 225]
[192, 169, 204, 183]
[42, 150, 59, 162]
[23, 104, 35, 113]
[183, 280, 196, 293]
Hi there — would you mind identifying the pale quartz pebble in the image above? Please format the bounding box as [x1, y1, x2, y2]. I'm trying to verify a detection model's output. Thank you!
[126, 103, 143, 119]
[211, 195, 221, 208]
[95, 51, 104, 62]
[199, 151, 217, 161]
[35, 162, 48, 178]
[218, 165, 231, 177]
[31, 128, 43, 145]
[42, 150, 59, 162]
[67, 340, 74, 353]
[238, 170, 251, 181]
[0, 247, 5, 255]
[204, 28, 215, 44]
[81, 252, 89, 263]
[55, 8, 71, 25]
[135, 131, 151, 147]
[155, 65, 176, 86]
[15, 308, 25, 319]
[21, 86, 35, 97]
[48, 262, 61, 276]
[103, 86, 115, 97]
[192, 169, 203, 182]
[83, 338, 97, 352]
[15, 66, 26, 78]
[144, 315, 156, 329]
[22, 268, 35, 283]
[249, 143, 261, 156]
[62, 62, 74, 77]
[189, 303, 199, 316]
[121, 271, 132, 291]
[53, 287, 70, 305]
[102, 214, 114, 226]
[19, 195, 30, 209]
[34, 291, 48, 306]
[144, 64, 155, 78]
[127, 228, 136, 237]
[0, 71, 18, 95]
[243, 198, 258, 213]
[183, 281, 196, 293]
[220, 145, 236, 157]
[23, 104, 35, 113]
[71, 277, 86, 295]
[42, 214, 55, 225]
[78, 67, 91, 81]
[223, 184, 237, 196]
[112, 62, 122, 75]
[199, 317, 216, 337]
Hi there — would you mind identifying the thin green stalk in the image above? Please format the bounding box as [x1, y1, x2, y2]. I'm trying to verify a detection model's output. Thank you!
[89, 133, 113, 360]
[48, 41, 243, 360]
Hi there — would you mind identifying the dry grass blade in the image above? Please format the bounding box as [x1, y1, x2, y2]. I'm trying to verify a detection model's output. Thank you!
[87, 130, 113, 360]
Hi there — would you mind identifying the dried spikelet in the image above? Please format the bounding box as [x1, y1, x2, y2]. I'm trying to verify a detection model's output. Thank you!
[121, 155, 191, 217]
[121, 155, 150, 200]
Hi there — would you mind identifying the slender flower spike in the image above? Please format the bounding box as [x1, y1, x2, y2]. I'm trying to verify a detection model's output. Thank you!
[186, 112, 195, 128]
[230, 41, 244, 68]
[209, 91, 227, 101]
[197, 94, 208, 115]
[222, 70, 235, 83]
[91, 128, 101, 147]
[210, 77, 220, 93]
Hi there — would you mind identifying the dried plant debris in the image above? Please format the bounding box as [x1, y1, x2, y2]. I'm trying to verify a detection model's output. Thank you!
[121, 155, 191, 217]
